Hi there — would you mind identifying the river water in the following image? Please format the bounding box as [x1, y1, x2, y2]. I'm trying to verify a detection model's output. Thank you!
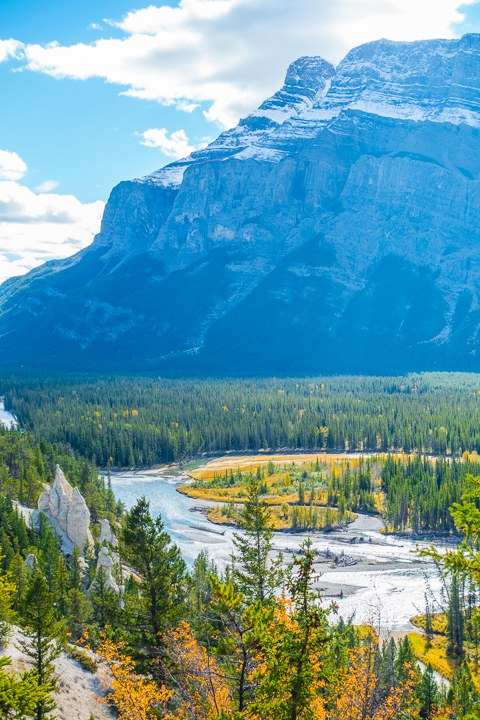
[110, 470, 445, 633]
[0, 398, 17, 429]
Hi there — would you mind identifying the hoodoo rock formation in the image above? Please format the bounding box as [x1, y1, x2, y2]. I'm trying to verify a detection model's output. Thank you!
[88, 546, 120, 595]
[37, 465, 93, 551]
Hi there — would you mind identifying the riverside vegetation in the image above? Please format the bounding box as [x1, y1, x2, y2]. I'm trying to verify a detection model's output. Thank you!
[1, 459, 480, 720]
[181, 452, 480, 535]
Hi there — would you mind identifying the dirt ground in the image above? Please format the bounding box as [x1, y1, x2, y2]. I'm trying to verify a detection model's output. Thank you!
[2, 630, 114, 720]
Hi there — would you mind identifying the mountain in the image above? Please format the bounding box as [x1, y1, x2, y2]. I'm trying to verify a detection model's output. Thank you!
[2, 35, 480, 375]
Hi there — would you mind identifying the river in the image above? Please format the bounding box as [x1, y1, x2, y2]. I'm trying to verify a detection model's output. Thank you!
[0, 398, 17, 429]
[110, 469, 445, 633]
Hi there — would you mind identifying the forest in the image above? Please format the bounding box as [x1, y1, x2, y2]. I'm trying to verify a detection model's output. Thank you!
[3, 372, 480, 467]
[1, 463, 479, 720]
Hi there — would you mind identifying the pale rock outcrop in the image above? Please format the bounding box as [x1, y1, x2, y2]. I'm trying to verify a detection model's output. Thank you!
[99, 519, 118, 548]
[37, 465, 93, 551]
[23, 554, 35, 574]
[88, 547, 119, 596]
[99, 518, 119, 563]
[67, 487, 93, 551]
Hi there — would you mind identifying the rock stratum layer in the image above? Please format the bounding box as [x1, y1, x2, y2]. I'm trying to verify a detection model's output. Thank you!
[2, 35, 480, 374]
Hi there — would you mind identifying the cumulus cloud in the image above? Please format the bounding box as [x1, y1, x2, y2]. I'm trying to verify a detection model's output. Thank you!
[137, 128, 204, 158]
[0, 152, 104, 285]
[6, 0, 477, 128]
[0, 150, 27, 181]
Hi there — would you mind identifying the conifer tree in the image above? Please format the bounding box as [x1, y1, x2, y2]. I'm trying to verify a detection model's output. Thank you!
[395, 637, 418, 684]
[0, 655, 46, 720]
[418, 663, 438, 719]
[448, 575, 464, 657]
[231, 473, 280, 603]
[18, 572, 65, 720]
[298, 482, 305, 505]
[451, 660, 479, 716]
[0, 563, 14, 648]
[53, 555, 69, 617]
[66, 587, 92, 640]
[68, 547, 83, 591]
[8, 552, 28, 612]
[121, 497, 186, 653]
[90, 567, 122, 630]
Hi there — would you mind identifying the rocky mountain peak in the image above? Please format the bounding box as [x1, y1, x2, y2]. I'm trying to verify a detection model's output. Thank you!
[2, 35, 480, 374]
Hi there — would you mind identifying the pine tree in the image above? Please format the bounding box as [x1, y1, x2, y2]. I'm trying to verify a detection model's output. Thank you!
[418, 663, 438, 718]
[90, 567, 121, 629]
[191, 549, 217, 613]
[451, 660, 479, 716]
[121, 497, 186, 654]
[66, 587, 92, 639]
[53, 555, 69, 617]
[448, 574, 464, 657]
[18, 572, 65, 720]
[0, 655, 46, 719]
[298, 482, 305, 505]
[0, 563, 14, 648]
[424, 592, 433, 644]
[395, 636, 419, 684]
[231, 474, 280, 603]
[8, 552, 28, 613]
[68, 547, 83, 591]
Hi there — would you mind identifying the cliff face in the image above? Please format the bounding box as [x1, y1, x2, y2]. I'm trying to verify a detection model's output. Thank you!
[2, 36, 480, 374]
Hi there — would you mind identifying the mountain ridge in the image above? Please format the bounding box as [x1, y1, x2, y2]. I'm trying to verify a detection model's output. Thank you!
[2, 34, 480, 374]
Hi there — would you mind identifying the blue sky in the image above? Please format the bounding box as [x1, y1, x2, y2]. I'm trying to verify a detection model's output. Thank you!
[0, 0, 480, 283]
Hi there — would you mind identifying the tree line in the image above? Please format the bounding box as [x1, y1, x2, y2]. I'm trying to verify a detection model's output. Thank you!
[4, 372, 480, 467]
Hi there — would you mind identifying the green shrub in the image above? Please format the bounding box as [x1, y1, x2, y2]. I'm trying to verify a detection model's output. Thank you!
[67, 645, 98, 673]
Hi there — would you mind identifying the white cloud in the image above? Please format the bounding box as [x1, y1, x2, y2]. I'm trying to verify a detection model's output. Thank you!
[7, 0, 477, 129]
[89, 23, 103, 31]
[137, 128, 203, 158]
[0, 150, 27, 181]
[35, 180, 59, 192]
[0, 39, 23, 64]
[0, 152, 104, 284]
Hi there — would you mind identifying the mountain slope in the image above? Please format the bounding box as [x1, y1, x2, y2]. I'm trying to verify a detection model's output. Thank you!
[2, 36, 480, 374]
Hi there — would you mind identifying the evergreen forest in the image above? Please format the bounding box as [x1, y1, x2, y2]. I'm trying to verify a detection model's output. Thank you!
[4, 372, 480, 467]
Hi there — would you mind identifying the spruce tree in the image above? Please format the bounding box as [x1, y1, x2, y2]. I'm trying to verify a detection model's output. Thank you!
[121, 497, 186, 653]
[66, 587, 92, 640]
[395, 636, 419, 684]
[448, 575, 464, 657]
[90, 567, 122, 630]
[18, 572, 65, 720]
[68, 547, 83, 591]
[231, 473, 281, 603]
[298, 482, 305, 506]
[418, 663, 438, 719]
[451, 661, 479, 716]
